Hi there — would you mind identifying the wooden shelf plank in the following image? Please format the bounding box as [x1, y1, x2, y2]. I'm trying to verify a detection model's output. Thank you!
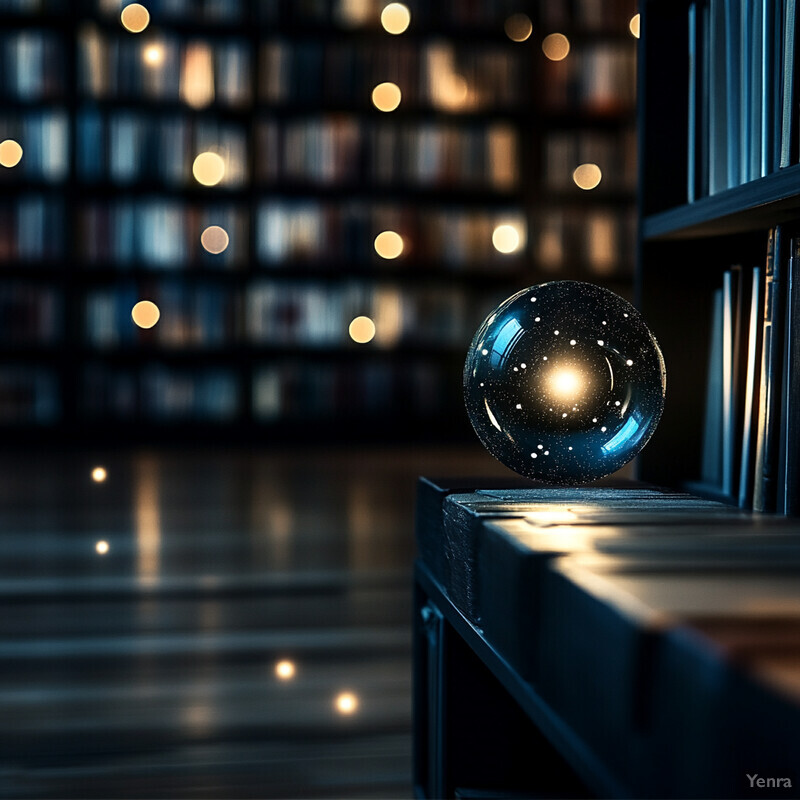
[643, 164, 800, 240]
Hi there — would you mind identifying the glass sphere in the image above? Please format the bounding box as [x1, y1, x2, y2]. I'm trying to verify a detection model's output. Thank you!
[463, 281, 666, 484]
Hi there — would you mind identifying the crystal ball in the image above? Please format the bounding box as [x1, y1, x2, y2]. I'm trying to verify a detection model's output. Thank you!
[463, 281, 666, 484]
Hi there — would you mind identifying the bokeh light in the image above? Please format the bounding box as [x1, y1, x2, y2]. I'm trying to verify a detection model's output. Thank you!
[335, 692, 359, 715]
[95, 540, 110, 555]
[629, 14, 640, 38]
[0, 139, 23, 168]
[192, 152, 225, 186]
[492, 224, 522, 254]
[349, 316, 376, 344]
[542, 33, 570, 61]
[573, 163, 603, 190]
[505, 13, 533, 42]
[131, 300, 160, 329]
[381, 3, 410, 34]
[120, 3, 150, 33]
[201, 225, 230, 254]
[142, 43, 164, 66]
[372, 82, 402, 112]
[275, 660, 296, 680]
[374, 231, 404, 259]
[91, 466, 107, 483]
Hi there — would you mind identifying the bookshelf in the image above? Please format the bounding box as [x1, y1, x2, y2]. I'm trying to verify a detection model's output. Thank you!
[0, 0, 638, 443]
[637, 0, 800, 515]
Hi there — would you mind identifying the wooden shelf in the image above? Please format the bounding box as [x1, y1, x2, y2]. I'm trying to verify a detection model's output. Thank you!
[643, 164, 800, 240]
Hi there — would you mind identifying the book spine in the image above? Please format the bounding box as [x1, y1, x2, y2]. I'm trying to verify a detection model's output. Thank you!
[780, 0, 796, 167]
[754, 226, 786, 512]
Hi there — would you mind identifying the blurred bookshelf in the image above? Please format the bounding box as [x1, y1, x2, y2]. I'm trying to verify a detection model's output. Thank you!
[0, 0, 638, 444]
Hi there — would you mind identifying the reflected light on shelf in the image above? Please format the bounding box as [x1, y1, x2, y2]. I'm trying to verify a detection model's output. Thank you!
[335, 691, 359, 715]
[492, 223, 522, 254]
[349, 316, 376, 344]
[91, 466, 107, 483]
[121, 2, 150, 33]
[201, 225, 229, 254]
[374, 230, 403, 259]
[275, 660, 296, 680]
[372, 82, 402, 112]
[629, 14, 641, 38]
[131, 300, 160, 329]
[381, 3, 410, 34]
[573, 163, 603, 190]
[0, 139, 23, 168]
[142, 42, 164, 66]
[542, 33, 570, 61]
[505, 13, 533, 42]
[193, 152, 225, 186]
[95, 540, 110, 555]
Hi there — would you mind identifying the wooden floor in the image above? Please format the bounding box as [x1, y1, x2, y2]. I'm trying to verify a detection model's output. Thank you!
[0, 446, 513, 799]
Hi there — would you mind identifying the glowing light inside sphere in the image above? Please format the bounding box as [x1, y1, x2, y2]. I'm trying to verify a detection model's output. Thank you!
[0, 139, 23, 168]
[121, 3, 150, 33]
[549, 368, 582, 399]
[381, 3, 411, 34]
[463, 281, 666, 484]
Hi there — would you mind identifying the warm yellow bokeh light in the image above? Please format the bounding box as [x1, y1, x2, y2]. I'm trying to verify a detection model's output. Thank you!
[91, 466, 107, 483]
[335, 692, 359, 715]
[549, 368, 582, 399]
[131, 300, 160, 329]
[120, 3, 150, 33]
[374, 230, 404, 259]
[542, 33, 570, 61]
[492, 224, 521, 254]
[629, 13, 640, 38]
[381, 3, 410, 34]
[0, 139, 23, 168]
[95, 540, 110, 555]
[275, 660, 296, 680]
[372, 82, 402, 112]
[192, 152, 225, 186]
[201, 225, 230, 254]
[505, 13, 533, 42]
[142, 43, 164, 65]
[573, 163, 603, 190]
[349, 316, 376, 344]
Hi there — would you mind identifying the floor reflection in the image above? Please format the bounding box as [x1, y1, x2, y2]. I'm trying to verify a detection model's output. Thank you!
[0, 445, 513, 799]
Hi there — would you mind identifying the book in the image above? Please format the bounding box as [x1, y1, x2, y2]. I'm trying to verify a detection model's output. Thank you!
[701, 287, 724, 488]
[779, 0, 798, 167]
[778, 237, 800, 514]
[738, 266, 763, 508]
[753, 227, 787, 512]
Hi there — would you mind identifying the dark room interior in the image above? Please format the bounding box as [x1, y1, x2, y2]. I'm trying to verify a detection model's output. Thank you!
[2, 1, 800, 798]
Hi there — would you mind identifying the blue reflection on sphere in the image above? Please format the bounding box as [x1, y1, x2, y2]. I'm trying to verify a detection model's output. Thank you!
[463, 281, 666, 484]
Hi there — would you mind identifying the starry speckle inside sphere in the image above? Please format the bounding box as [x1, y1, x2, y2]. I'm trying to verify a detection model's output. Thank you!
[463, 281, 666, 484]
